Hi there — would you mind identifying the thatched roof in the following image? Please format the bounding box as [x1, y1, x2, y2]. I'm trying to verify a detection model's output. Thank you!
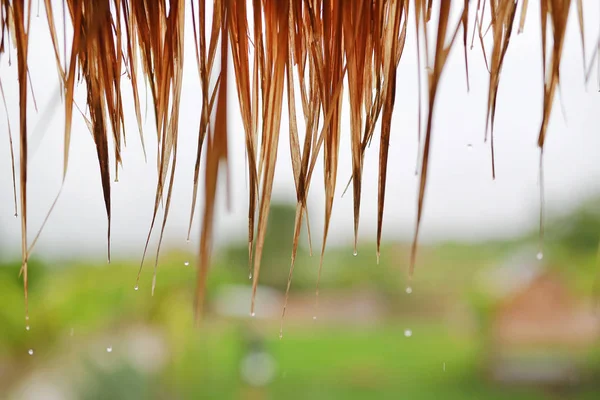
[0, 0, 593, 322]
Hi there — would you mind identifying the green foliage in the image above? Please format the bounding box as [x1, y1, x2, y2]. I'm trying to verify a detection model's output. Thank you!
[78, 362, 157, 400]
[546, 197, 600, 254]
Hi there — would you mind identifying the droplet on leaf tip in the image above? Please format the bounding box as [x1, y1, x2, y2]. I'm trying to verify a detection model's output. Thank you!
[405, 286, 412, 294]
[134, 285, 139, 291]
[404, 329, 412, 337]
[184, 261, 189, 266]
[25, 325, 30, 331]
[251, 312, 255, 317]
[28, 349, 34, 356]
[106, 346, 112, 353]
[536, 251, 543, 260]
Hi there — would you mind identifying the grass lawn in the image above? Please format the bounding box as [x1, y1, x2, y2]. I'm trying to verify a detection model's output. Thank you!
[162, 320, 599, 399]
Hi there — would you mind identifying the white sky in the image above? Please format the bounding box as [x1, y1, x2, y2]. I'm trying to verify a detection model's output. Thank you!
[1, 1, 600, 260]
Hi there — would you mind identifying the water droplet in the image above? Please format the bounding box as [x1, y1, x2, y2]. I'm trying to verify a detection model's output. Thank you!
[279, 331, 283, 339]
[251, 312, 255, 317]
[134, 285, 139, 291]
[312, 316, 317, 320]
[353, 250, 357, 256]
[25, 325, 30, 331]
[184, 261, 189, 266]
[186, 238, 190, 243]
[404, 329, 412, 337]
[106, 346, 112, 353]
[248, 273, 252, 280]
[536, 251, 543, 260]
[25, 316, 29, 321]
[14, 213, 18, 218]
[28, 349, 34, 356]
[405, 286, 413, 294]
[467, 144, 473, 150]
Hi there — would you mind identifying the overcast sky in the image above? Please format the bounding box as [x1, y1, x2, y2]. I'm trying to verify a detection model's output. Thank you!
[1, 1, 600, 261]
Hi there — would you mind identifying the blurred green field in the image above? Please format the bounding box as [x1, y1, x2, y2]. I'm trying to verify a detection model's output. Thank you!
[2, 201, 600, 399]
[0, 246, 598, 398]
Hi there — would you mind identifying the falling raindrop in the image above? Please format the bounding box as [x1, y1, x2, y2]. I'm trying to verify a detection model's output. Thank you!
[184, 261, 189, 266]
[25, 325, 30, 331]
[28, 349, 34, 356]
[134, 285, 139, 291]
[106, 346, 112, 353]
[536, 251, 543, 260]
[404, 329, 412, 337]
[405, 286, 413, 294]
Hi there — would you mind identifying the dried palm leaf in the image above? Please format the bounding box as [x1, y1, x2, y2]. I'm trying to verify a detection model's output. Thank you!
[196, 0, 229, 319]
[485, 0, 518, 179]
[249, 0, 288, 315]
[0, 0, 590, 321]
[410, 1, 463, 277]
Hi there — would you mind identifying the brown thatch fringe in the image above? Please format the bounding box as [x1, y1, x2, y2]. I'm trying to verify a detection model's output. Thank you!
[0, 0, 586, 322]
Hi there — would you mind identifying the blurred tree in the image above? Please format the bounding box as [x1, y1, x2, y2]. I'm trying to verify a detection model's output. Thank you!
[547, 197, 600, 254]
[224, 202, 296, 289]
